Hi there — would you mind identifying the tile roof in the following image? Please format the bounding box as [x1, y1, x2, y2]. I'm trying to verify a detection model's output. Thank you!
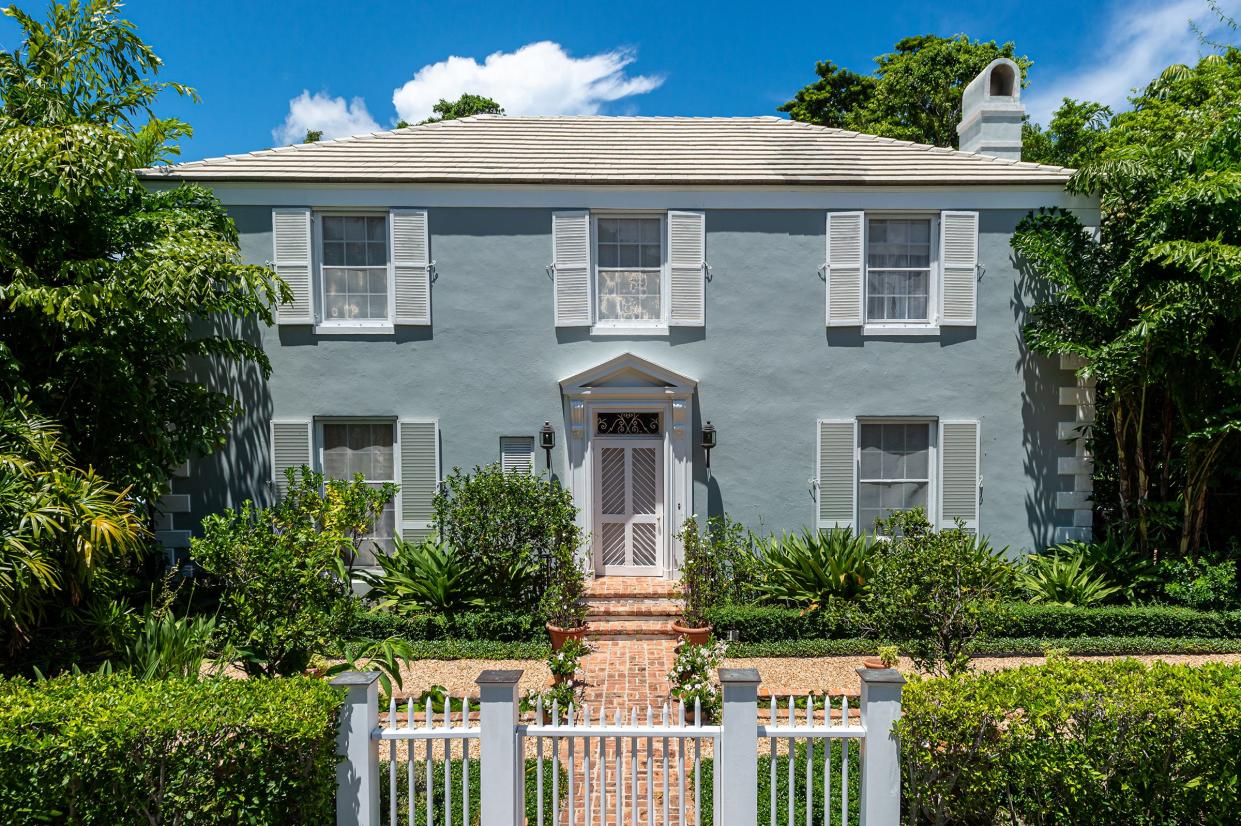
[137, 115, 1073, 186]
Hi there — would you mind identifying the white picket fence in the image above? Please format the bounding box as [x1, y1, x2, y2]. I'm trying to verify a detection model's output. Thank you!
[332, 667, 904, 826]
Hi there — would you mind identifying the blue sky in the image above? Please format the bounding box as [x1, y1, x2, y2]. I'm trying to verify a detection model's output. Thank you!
[2, 0, 1236, 161]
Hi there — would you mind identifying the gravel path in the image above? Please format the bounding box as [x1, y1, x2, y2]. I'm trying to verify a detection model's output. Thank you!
[392, 658, 550, 700]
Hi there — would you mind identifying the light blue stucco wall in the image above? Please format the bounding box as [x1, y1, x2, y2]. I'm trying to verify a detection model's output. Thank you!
[175, 197, 1090, 555]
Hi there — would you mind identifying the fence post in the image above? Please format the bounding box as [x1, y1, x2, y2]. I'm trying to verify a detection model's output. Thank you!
[858, 667, 905, 825]
[718, 667, 761, 826]
[477, 669, 523, 826]
[331, 671, 381, 826]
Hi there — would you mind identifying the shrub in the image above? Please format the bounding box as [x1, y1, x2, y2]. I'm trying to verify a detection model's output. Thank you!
[752, 527, 874, 610]
[861, 510, 1013, 675]
[677, 514, 756, 625]
[725, 636, 1241, 659]
[112, 608, 217, 681]
[1019, 551, 1121, 606]
[898, 660, 1241, 824]
[704, 604, 857, 640]
[0, 674, 341, 825]
[1161, 557, 1239, 611]
[1048, 530, 1160, 604]
[345, 607, 544, 642]
[539, 539, 588, 629]
[433, 464, 580, 609]
[360, 535, 481, 614]
[998, 602, 1241, 638]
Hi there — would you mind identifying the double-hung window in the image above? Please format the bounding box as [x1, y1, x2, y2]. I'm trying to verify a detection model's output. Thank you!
[865, 217, 934, 325]
[857, 420, 933, 531]
[320, 421, 396, 565]
[320, 215, 391, 327]
[594, 215, 665, 327]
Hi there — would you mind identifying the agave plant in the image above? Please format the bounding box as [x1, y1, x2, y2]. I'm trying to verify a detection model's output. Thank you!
[360, 535, 482, 614]
[1049, 531, 1159, 605]
[754, 528, 875, 610]
[1019, 552, 1121, 607]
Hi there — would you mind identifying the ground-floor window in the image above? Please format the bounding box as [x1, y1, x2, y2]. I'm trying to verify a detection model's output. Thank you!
[857, 420, 932, 531]
[319, 421, 397, 563]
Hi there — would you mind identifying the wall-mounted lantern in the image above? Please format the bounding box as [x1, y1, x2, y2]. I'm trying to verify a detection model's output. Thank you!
[539, 421, 556, 472]
[701, 421, 717, 474]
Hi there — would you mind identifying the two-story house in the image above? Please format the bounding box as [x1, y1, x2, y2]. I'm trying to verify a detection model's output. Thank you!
[141, 59, 1098, 577]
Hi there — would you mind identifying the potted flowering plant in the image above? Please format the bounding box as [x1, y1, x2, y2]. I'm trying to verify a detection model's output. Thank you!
[673, 517, 718, 645]
[548, 638, 589, 685]
[541, 543, 588, 650]
[667, 639, 727, 723]
[523, 679, 583, 723]
[864, 644, 900, 670]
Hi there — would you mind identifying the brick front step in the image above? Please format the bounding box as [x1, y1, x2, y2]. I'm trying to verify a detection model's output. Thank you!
[586, 619, 680, 640]
[584, 599, 683, 621]
[585, 576, 681, 600]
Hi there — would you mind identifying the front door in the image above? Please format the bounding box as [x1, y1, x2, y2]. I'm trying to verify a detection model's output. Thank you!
[594, 439, 663, 575]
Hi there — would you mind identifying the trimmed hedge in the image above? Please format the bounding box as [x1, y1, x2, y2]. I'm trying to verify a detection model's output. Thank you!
[0, 674, 342, 825]
[347, 609, 544, 642]
[706, 602, 1241, 643]
[396, 640, 551, 660]
[726, 636, 1241, 659]
[898, 660, 1241, 824]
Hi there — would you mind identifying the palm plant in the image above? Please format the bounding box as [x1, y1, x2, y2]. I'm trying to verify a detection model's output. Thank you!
[360, 535, 481, 615]
[1019, 552, 1122, 607]
[754, 528, 875, 610]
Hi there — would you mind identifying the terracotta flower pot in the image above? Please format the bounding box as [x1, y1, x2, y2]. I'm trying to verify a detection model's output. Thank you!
[547, 622, 588, 650]
[862, 657, 887, 670]
[672, 622, 713, 646]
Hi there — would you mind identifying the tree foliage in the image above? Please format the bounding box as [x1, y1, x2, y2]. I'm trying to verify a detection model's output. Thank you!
[396, 92, 504, 128]
[780, 35, 1029, 148]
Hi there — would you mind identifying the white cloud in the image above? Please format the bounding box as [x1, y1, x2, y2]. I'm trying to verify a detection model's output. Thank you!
[392, 41, 663, 124]
[272, 91, 380, 145]
[1026, 0, 1241, 125]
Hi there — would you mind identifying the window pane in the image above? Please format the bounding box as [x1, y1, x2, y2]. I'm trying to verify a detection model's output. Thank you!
[366, 216, 386, 242]
[344, 216, 367, 241]
[323, 217, 345, 241]
[618, 244, 639, 268]
[639, 218, 660, 243]
[323, 242, 344, 266]
[345, 242, 366, 266]
[369, 294, 387, 319]
[618, 219, 640, 243]
[366, 241, 387, 267]
[369, 270, 387, 293]
[640, 244, 661, 267]
[598, 244, 618, 267]
[598, 220, 618, 243]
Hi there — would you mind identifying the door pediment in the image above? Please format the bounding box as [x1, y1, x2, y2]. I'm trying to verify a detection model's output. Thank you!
[559, 353, 697, 399]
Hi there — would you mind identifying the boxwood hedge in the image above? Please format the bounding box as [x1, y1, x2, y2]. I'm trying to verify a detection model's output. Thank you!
[898, 660, 1241, 824]
[347, 609, 544, 642]
[725, 636, 1241, 658]
[0, 675, 342, 825]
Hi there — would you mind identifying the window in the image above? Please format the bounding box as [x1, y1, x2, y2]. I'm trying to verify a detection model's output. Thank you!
[321, 215, 389, 324]
[320, 421, 396, 564]
[595, 216, 663, 324]
[858, 421, 931, 531]
[866, 217, 933, 324]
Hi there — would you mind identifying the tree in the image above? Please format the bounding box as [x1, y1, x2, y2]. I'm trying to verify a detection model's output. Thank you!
[0, 0, 287, 511]
[1013, 48, 1241, 556]
[1022, 98, 1113, 168]
[780, 35, 1030, 148]
[303, 128, 322, 143]
[396, 92, 504, 128]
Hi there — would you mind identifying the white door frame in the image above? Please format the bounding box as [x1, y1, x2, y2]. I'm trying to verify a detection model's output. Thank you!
[560, 353, 696, 580]
[593, 435, 664, 575]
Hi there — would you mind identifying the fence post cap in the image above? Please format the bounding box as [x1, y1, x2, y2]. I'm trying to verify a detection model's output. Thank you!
[476, 669, 524, 686]
[329, 670, 383, 687]
[856, 667, 906, 685]
[718, 667, 762, 685]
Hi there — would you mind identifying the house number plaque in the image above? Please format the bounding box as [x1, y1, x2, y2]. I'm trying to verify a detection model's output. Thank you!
[596, 412, 662, 436]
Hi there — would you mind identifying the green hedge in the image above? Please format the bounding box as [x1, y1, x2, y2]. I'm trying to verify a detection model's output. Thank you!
[898, 660, 1241, 824]
[707, 603, 1241, 643]
[0, 674, 342, 825]
[725, 636, 1241, 659]
[394, 640, 550, 660]
[347, 609, 544, 642]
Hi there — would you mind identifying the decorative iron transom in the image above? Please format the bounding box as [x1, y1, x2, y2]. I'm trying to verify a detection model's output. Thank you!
[596, 411, 662, 436]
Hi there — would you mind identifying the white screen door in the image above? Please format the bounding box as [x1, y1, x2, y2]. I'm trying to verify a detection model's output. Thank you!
[594, 439, 663, 575]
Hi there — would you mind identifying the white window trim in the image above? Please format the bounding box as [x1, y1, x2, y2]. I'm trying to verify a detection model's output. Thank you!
[862, 212, 940, 335]
[589, 211, 670, 334]
[313, 210, 396, 333]
[855, 416, 939, 533]
[313, 417, 401, 558]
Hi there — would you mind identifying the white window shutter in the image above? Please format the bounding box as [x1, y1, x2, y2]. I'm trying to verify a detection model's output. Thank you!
[270, 419, 311, 498]
[552, 211, 591, 326]
[939, 420, 981, 531]
[399, 420, 439, 542]
[391, 209, 431, 325]
[817, 419, 857, 530]
[826, 212, 864, 326]
[940, 211, 979, 326]
[667, 210, 706, 326]
[272, 209, 313, 324]
[500, 436, 535, 474]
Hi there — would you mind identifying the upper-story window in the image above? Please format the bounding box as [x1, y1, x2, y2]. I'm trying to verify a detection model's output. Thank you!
[866, 217, 934, 324]
[320, 215, 390, 325]
[595, 216, 664, 326]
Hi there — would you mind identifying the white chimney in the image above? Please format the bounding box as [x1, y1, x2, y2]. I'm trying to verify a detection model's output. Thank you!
[957, 58, 1024, 160]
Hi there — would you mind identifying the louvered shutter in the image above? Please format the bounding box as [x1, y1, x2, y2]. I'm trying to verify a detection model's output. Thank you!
[272, 209, 313, 324]
[552, 211, 591, 326]
[500, 436, 535, 474]
[817, 419, 857, 530]
[940, 211, 979, 326]
[270, 420, 311, 498]
[668, 210, 706, 326]
[399, 420, 439, 542]
[391, 209, 431, 325]
[939, 420, 980, 531]
[826, 212, 864, 326]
